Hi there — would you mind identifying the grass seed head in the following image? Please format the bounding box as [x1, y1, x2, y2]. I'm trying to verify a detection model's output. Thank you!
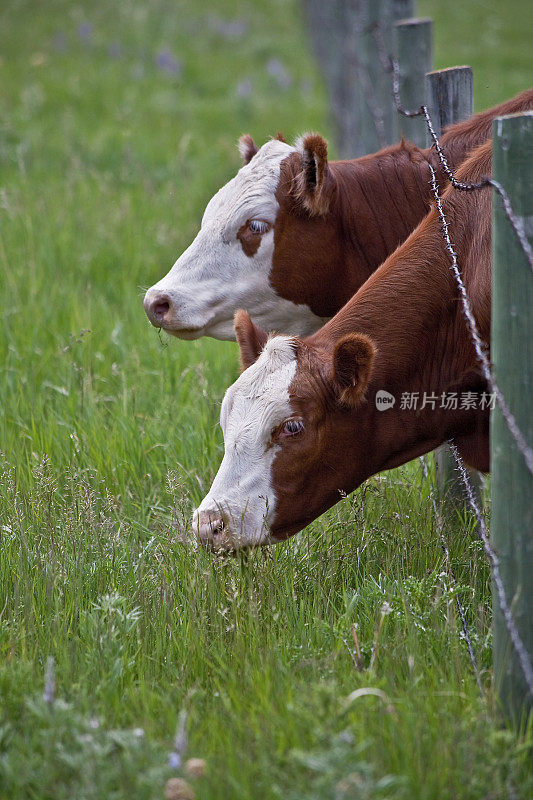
[164, 778, 195, 800]
[184, 758, 206, 779]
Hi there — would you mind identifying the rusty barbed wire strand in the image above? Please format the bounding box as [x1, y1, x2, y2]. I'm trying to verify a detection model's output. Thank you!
[427, 163, 533, 478]
[372, 23, 533, 274]
[400, 79, 533, 274]
[428, 146, 533, 695]
[449, 442, 533, 697]
[373, 26, 533, 476]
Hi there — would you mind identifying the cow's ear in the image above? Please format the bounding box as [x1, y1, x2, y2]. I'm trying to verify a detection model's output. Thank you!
[238, 134, 259, 165]
[234, 310, 269, 371]
[294, 133, 331, 216]
[333, 334, 376, 407]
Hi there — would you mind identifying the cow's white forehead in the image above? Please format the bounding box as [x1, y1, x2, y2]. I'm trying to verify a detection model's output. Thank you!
[202, 140, 295, 235]
[221, 335, 297, 434]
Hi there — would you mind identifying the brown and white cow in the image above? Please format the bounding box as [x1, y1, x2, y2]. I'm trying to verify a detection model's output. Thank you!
[194, 138, 494, 549]
[144, 90, 532, 340]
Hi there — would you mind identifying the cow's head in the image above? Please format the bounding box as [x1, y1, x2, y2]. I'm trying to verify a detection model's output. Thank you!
[193, 311, 377, 549]
[143, 134, 335, 340]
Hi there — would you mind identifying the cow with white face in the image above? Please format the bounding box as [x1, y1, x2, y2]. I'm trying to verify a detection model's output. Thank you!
[193, 317, 299, 548]
[193, 309, 376, 550]
[143, 91, 533, 342]
[143, 135, 328, 340]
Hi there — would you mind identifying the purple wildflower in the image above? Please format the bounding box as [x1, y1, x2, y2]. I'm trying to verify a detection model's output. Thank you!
[217, 19, 248, 40]
[43, 656, 55, 706]
[156, 50, 182, 75]
[78, 22, 94, 41]
[168, 752, 182, 770]
[236, 79, 253, 99]
[267, 58, 292, 90]
[168, 709, 187, 769]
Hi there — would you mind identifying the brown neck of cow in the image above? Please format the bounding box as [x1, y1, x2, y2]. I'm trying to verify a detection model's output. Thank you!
[271, 88, 533, 320]
[307, 142, 493, 481]
[272, 142, 443, 318]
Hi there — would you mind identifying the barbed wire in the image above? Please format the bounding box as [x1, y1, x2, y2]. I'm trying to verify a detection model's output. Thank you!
[449, 443, 533, 697]
[419, 456, 483, 693]
[392, 65, 533, 274]
[428, 164, 533, 699]
[370, 24, 533, 477]
[427, 162, 533, 478]
[371, 21, 533, 697]
[371, 23, 533, 275]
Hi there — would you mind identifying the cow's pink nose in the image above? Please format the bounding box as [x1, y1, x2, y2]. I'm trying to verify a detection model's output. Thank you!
[195, 510, 227, 548]
[143, 291, 172, 326]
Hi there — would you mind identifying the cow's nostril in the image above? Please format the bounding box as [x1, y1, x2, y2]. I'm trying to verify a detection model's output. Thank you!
[195, 511, 228, 547]
[153, 300, 170, 318]
[144, 291, 173, 325]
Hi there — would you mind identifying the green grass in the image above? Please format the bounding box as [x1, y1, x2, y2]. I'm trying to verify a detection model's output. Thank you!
[419, 0, 532, 110]
[0, 1, 532, 798]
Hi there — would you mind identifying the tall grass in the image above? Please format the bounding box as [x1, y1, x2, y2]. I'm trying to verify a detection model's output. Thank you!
[0, 1, 532, 798]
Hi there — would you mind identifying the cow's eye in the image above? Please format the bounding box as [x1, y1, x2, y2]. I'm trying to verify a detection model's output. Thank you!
[280, 418, 304, 437]
[248, 219, 271, 235]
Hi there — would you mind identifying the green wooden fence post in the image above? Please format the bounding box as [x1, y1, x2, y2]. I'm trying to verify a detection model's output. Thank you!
[394, 17, 433, 148]
[424, 66, 482, 507]
[491, 111, 533, 722]
[304, 0, 414, 157]
[303, 0, 352, 153]
[425, 66, 473, 147]
[391, 0, 415, 18]
[359, 0, 410, 153]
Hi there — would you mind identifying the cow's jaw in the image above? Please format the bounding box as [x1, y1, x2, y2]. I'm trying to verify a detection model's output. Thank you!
[143, 140, 326, 340]
[194, 336, 297, 549]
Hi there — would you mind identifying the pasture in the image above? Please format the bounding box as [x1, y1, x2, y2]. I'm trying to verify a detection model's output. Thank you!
[1, 0, 532, 797]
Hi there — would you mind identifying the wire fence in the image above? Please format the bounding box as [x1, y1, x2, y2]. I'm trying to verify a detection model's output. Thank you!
[449, 443, 533, 696]
[370, 21, 533, 699]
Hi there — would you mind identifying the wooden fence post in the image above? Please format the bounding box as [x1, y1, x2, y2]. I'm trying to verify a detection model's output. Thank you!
[303, 0, 414, 157]
[491, 111, 533, 722]
[424, 66, 481, 507]
[302, 0, 351, 152]
[425, 66, 474, 147]
[394, 18, 433, 148]
[358, 0, 415, 154]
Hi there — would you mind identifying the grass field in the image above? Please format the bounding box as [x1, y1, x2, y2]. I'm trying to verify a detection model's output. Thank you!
[1, 1, 532, 798]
